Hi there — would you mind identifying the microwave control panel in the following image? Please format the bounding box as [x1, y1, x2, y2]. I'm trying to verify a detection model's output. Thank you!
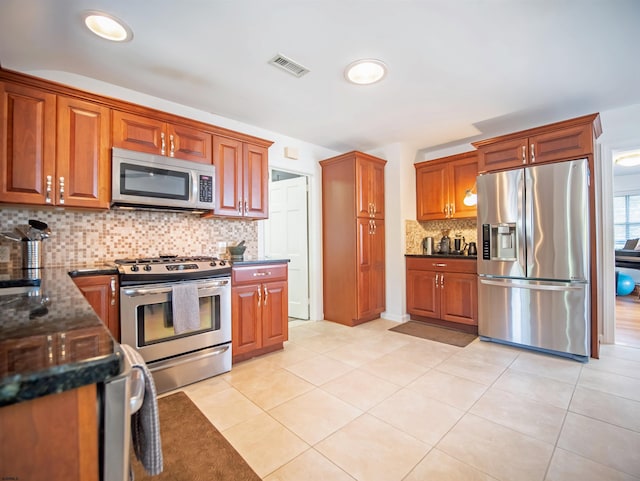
[199, 175, 213, 203]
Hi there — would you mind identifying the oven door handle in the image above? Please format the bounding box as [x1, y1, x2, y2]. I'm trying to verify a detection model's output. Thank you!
[122, 279, 229, 297]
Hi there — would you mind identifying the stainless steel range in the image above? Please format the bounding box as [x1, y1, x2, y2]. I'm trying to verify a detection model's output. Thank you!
[116, 255, 232, 393]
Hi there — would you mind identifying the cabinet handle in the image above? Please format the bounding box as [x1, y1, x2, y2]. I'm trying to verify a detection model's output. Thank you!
[443, 204, 448, 217]
[257, 285, 262, 307]
[161, 132, 166, 155]
[440, 275, 444, 288]
[530, 143, 536, 163]
[59, 332, 66, 361]
[47, 334, 54, 363]
[244, 200, 248, 215]
[169, 134, 175, 157]
[45, 175, 53, 204]
[522, 145, 526, 164]
[435, 273, 440, 288]
[58, 177, 65, 204]
[110, 277, 117, 306]
[252, 271, 271, 277]
[373, 220, 377, 234]
[238, 200, 242, 215]
[263, 285, 268, 306]
[450, 204, 455, 216]
[434, 263, 447, 267]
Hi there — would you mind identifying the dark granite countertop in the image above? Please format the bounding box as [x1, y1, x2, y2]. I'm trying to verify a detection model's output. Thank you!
[405, 253, 477, 260]
[231, 258, 290, 267]
[0, 266, 121, 407]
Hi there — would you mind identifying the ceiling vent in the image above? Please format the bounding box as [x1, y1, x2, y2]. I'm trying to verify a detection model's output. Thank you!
[269, 53, 310, 78]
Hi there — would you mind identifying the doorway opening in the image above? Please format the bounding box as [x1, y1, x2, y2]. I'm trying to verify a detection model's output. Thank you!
[612, 148, 640, 348]
[264, 169, 310, 321]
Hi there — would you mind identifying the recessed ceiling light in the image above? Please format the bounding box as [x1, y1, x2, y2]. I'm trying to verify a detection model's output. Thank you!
[344, 59, 387, 85]
[614, 150, 640, 167]
[83, 11, 132, 42]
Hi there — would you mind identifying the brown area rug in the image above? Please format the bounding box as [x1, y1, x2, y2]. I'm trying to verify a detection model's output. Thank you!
[389, 321, 477, 347]
[131, 391, 260, 481]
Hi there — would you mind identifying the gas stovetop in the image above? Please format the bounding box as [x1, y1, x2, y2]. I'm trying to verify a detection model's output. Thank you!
[115, 255, 231, 284]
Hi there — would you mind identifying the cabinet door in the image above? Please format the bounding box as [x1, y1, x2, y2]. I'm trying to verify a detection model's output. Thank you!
[0, 82, 56, 205]
[167, 123, 212, 164]
[357, 218, 385, 320]
[62, 327, 111, 363]
[261, 280, 288, 347]
[356, 159, 385, 218]
[73, 275, 120, 341]
[406, 268, 439, 318]
[213, 135, 243, 216]
[57, 96, 110, 208]
[416, 162, 447, 221]
[112, 110, 165, 155]
[449, 155, 478, 219]
[0, 335, 51, 376]
[231, 284, 261, 357]
[529, 124, 592, 165]
[440, 272, 477, 325]
[243, 143, 269, 219]
[477, 138, 528, 173]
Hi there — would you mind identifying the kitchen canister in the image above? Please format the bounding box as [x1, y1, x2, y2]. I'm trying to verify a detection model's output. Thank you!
[22, 240, 43, 270]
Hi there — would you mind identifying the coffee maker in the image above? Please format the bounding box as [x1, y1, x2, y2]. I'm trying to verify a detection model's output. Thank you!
[439, 230, 451, 254]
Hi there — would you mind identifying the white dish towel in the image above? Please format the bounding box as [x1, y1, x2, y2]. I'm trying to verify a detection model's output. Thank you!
[120, 344, 163, 477]
[171, 283, 200, 334]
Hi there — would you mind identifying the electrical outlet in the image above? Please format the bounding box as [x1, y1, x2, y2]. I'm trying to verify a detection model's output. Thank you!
[0, 245, 9, 263]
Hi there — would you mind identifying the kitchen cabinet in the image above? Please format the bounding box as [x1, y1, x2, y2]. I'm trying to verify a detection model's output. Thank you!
[73, 274, 120, 341]
[406, 256, 477, 331]
[321, 151, 386, 326]
[415, 151, 477, 221]
[231, 263, 288, 363]
[0, 81, 56, 205]
[213, 135, 269, 219]
[0, 82, 110, 208]
[112, 110, 212, 164]
[473, 113, 602, 173]
[0, 384, 99, 481]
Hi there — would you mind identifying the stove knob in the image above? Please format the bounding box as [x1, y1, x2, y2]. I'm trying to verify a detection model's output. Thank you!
[130, 265, 139, 272]
[219, 260, 226, 266]
[209, 261, 217, 267]
[143, 265, 152, 271]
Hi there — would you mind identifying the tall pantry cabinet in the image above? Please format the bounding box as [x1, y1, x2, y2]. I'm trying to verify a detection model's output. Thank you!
[320, 151, 386, 326]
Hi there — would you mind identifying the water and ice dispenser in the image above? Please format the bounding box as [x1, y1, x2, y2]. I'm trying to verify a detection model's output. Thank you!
[482, 223, 517, 261]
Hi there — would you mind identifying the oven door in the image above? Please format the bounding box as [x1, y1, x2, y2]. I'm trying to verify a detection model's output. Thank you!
[120, 277, 231, 364]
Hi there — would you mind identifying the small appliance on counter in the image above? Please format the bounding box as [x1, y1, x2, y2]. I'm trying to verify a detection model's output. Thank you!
[1, 219, 52, 275]
[467, 242, 477, 256]
[438, 229, 451, 254]
[422, 237, 434, 255]
[453, 234, 467, 254]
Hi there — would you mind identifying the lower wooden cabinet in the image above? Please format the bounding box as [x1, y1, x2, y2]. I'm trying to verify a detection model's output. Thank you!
[406, 257, 477, 331]
[231, 263, 288, 363]
[0, 384, 99, 481]
[73, 274, 120, 341]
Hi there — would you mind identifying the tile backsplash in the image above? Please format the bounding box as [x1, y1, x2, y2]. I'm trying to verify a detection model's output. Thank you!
[406, 219, 477, 254]
[0, 206, 257, 269]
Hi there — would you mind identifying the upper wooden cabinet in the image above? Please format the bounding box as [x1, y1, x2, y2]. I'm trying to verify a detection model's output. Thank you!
[213, 135, 269, 219]
[0, 82, 110, 208]
[473, 113, 602, 173]
[112, 110, 212, 164]
[357, 157, 385, 219]
[415, 151, 477, 221]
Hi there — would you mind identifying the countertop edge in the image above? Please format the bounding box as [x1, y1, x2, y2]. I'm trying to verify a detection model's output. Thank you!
[405, 254, 477, 260]
[231, 258, 290, 266]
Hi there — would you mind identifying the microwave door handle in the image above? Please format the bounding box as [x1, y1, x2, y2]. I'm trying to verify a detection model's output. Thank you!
[192, 171, 198, 204]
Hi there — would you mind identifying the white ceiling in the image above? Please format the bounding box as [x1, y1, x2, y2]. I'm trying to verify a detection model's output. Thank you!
[0, 0, 639, 155]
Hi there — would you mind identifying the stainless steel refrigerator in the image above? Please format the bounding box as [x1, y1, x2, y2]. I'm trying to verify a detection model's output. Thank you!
[477, 158, 590, 361]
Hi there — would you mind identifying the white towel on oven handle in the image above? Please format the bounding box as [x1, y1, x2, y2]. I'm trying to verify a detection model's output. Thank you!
[171, 282, 200, 334]
[120, 344, 163, 477]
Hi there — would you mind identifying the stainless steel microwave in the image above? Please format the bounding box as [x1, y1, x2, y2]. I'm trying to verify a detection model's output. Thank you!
[111, 147, 215, 213]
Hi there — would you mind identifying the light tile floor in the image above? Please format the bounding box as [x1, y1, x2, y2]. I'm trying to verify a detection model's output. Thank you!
[180, 319, 640, 481]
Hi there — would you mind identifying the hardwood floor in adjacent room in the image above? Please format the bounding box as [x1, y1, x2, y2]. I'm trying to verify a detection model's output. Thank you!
[616, 292, 640, 348]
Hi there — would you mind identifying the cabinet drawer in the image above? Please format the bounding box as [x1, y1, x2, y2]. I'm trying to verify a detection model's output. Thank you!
[232, 263, 287, 285]
[406, 257, 477, 274]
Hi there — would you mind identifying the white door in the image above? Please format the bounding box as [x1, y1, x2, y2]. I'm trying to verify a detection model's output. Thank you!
[265, 175, 310, 319]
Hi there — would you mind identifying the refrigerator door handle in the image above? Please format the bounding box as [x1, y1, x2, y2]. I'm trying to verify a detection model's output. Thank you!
[479, 278, 585, 291]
